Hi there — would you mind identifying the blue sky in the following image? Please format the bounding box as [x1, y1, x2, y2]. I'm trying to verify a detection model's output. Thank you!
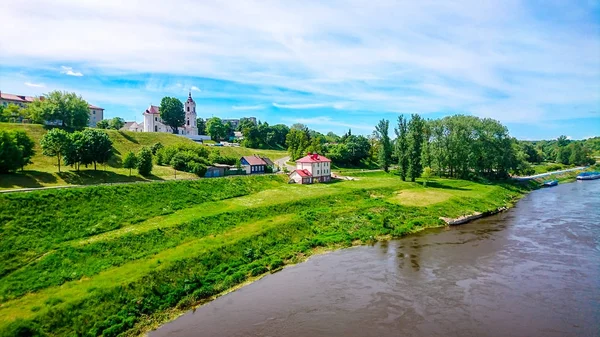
[0, 0, 598, 140]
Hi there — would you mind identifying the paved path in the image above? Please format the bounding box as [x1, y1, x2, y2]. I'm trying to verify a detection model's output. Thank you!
[512, 166, 587, 181]
[274, 156, 295, 172]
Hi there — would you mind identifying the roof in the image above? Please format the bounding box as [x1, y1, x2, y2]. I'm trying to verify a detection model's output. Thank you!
[296, 153, 331, 163]
[241, 155, 267, 166]
[261, 157, 274, 166]
[145, 105, 160, 114]
[1, 92, 103, 110]
[292, 169, 312, 177]
[121, 122, 135, 130]
[187, 92, 195, 103]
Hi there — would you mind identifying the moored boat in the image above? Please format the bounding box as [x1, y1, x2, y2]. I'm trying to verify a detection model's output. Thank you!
[542, 180, 558, 187]
[576, 172, 600, 180]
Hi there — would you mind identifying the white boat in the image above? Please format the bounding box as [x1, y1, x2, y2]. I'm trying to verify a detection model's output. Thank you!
[576, 172, 600, 180]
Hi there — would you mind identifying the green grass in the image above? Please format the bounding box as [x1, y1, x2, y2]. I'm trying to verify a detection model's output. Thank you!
[0, 172, 530, 336]
[0, 123, 287, 190]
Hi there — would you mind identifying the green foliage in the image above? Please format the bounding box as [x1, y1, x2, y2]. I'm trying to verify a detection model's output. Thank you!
[205, 117, 228, 141]
[156, 143, 210, 166]
[137, 147, 153, 176]
[0, 131, 22, 173]
[286, 127, 311, 160]
[421, 167, 432, 187]
[95, 119, 109, 129]
[208, 151, 237, 165]
[159, 97, 185, 134]
[375, 119, 392, 172]
[0, 104, 25, 123]
[196, 118, 206, 135]
[26, 91, 89, 128]
[241, 122, 288, 149]
[108, 117, 125, 130]
[170, 151, 209, 176]
[326, 135, 370, 166]
[407, 114, 425, 182]
[40, 128, 70, 172]
[150, 142, 163, 155]
[122, 152, 137, 176]
[80, 129, 113, 170]
[395, 115, 409, 180]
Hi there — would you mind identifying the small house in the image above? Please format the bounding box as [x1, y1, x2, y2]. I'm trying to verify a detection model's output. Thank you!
[241, 155, 267, 174]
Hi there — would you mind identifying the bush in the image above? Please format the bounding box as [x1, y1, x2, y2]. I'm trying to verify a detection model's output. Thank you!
[137, 147, 153, 176]
[151, 142, 163, 155]
[0, 130, 24, 173]
[187, 162, 207, 177]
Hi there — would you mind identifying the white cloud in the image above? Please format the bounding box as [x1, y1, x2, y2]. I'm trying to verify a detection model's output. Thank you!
[60, 66, 83, 77]
[284, 116, 372, 131]
[0, 0, 598, 124]
[24, 82, 45, 88]
[232, 104, 264, 111]
[191, 86, 201, 92]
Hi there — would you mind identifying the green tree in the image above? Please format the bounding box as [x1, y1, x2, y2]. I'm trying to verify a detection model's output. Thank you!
[407, 114, 425, 182]
[375, 119, 392, 172]
[0, 104, 22, 122]
[27, 91, 90, 128]
[556, 146, 571, 165]
[206, 117, 227, 141]
[395, 115, 409, 180]
[40, 128, 70, 172]
[123, 152, 138, 176]
[80, 129, 113, 170]
[421, 167, 432, 187]
[0, 131, 23, 173]
[12, 130, 35, 171]
[95, 119, 109, 129]
[108, 117, 125, 130]
[159, 97, 185, 134]
[137, 147, 153, 176]
[196, 118, 206, 135]
[286, 128, 310, 160]
[63, 131, 85, 170]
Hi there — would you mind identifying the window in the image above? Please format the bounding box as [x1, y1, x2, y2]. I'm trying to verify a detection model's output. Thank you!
[187, 120, 190, 126]
[93, 111, 95, 114]
[187, 107, 189, 112]
[155, 117, 157, 121]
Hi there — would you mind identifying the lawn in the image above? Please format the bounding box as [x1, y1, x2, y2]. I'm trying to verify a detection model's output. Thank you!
[0, 123, 287, 190]
[0, 172, 530, 336]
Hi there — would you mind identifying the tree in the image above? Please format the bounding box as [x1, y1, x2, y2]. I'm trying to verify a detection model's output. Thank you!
[80, 129, 113, 170]
[407, 114, 425, 182]
[40, 128, 70, 172]
[421, 167, 432, 187]
[375, 119, 392, 172]
[108, 117, 125, 130]
[12, 130, 35, 171]
[196, 118, 206, 135]
[63, 131, 85, 170]
[159, 97, 185, 134]
[137, 147, 153, 176]
[286, 128, 310, 160]
[27, 91, 90, 128]
[123, 152, 138, 176]
[395, 115, 409, 180]
[206, 117, 227, 141]
[0, 104, 22, 122]
[96, 119, 110, 129]
[0, 131, 23, 173]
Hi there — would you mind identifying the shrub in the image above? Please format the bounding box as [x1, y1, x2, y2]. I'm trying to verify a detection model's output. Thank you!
[187, 162, 207, 177]
[137, 147, 153, 176]
[122, 152, 138, 176]
[151, 142, 163, 155]
[0, 130, 24, 173]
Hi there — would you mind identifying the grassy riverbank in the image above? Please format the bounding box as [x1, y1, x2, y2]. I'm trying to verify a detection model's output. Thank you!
[0, 172, 531, 336]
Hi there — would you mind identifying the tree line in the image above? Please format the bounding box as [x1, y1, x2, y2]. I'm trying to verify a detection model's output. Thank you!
[40, 128, 113, 172]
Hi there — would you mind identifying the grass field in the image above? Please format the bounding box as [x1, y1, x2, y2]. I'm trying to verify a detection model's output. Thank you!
[0, 172, 530, 336]
[0, 123, 287, 190]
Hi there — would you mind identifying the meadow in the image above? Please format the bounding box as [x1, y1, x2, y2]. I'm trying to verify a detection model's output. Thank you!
[0, 172, 530, 336]
[0, 123, 287, 190]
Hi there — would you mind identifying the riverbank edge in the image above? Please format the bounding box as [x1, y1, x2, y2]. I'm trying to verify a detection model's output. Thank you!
[136, 188, 532, 336]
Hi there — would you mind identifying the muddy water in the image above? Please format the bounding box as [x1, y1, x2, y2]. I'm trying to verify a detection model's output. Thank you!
[151, 180, 600, 337]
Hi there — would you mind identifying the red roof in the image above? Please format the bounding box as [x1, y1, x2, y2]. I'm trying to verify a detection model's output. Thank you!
[293, 169, 312, 177]
[296, 153, 331, 163]
[241, 155, 267, 166]
[88, 104, 104, 110]
[145, 105, 160, 114]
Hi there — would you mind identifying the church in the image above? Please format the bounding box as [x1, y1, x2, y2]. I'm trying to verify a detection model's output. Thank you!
[142, 92, 198, 135]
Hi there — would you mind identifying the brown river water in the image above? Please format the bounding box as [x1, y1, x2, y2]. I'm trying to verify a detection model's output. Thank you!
[151, 180, 600, 337]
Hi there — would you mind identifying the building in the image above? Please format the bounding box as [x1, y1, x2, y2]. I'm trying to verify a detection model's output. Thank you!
[222, 117, 257, 129]
[142, 92, 198, 135]
[241, 155, 268, 174]
[0, 91, 104, 127]
[121, 121, 144, 132]
[289, 153, 332, 184]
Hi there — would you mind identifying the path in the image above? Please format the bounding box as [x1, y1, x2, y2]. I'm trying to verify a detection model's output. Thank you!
[274, 156, 295, 172]
[512, 166, 587, 181]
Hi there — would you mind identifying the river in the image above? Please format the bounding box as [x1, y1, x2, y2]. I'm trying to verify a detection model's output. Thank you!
[151, 180, 600, 337]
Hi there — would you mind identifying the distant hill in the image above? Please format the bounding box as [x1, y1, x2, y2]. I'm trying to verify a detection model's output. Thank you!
[0, 123, 287, 190]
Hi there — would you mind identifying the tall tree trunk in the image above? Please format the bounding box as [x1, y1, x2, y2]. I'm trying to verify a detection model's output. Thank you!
[57, 152, 61, 173]
[94, 162, 97, 170]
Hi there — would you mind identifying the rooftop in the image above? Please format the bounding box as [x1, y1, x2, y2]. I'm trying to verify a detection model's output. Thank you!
[296, 153, 331, 163]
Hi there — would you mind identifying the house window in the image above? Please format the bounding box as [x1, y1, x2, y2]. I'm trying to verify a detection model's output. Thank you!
[154, 125, 158, 132]
[93, 111, 95, 114]
[187, 107, 189, 112]
[187, 120, 190, 126]
[155, 117, 157, 121]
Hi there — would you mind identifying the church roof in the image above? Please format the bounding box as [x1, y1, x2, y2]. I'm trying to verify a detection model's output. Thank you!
[187, 91, 195, 103]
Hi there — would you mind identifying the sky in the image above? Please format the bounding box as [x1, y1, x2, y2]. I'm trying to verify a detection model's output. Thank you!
[0, 0, 599, 140]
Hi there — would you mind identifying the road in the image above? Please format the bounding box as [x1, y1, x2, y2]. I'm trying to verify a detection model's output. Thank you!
[274, 156, 295, 172]
[512, 166, 587, 181]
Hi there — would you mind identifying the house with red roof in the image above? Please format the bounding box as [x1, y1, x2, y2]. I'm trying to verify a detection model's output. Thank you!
[241, 155, 268, 174]
[289, 153, 332, 184]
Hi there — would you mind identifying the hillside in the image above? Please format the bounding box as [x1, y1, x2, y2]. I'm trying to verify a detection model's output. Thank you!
[0, 123, 287, 190]
[0, 172, 529, 336]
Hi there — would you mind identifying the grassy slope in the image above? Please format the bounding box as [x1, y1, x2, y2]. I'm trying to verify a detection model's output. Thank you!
[0, 172, 530, 336]
[0, 123, 287, 190]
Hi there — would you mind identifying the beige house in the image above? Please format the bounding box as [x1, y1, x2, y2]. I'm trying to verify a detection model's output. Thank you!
[0, 91, 104, 127]
[289, 153, 332, 184]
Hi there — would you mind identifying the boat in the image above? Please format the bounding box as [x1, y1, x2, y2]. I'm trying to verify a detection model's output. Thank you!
[542, 180, 558, 187]
[576, 172, 600, 180]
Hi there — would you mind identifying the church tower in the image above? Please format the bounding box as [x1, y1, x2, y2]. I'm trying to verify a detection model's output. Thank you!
[184, 91, 198, 135]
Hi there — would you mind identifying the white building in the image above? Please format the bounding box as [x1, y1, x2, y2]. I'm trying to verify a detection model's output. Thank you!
[289, 153, 332, 184]
[142, 92, 198, 135]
